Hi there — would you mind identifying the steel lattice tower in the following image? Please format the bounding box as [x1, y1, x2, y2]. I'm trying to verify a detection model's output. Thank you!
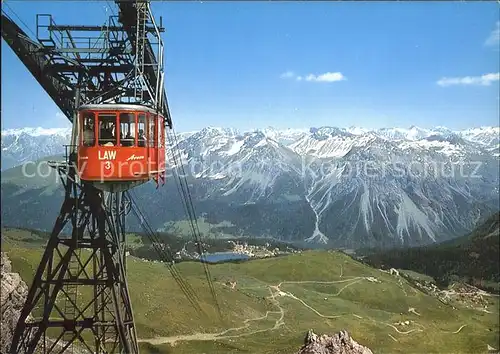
[10, 156, 139, 353]
[2, 1, 170, 352]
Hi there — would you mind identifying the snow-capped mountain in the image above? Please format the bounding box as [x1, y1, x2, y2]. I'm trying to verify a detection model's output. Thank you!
[290, 127, 377, 158]
[1, 127, 72, 170]
[1, 125, 499, 249]
[458, 127, 500, 147]
[375, 125, 433, 141]
[260, 127, 309, 145]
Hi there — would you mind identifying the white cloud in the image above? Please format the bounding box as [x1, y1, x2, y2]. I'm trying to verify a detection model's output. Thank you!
[436, 72, 500, 87]
[280, 71, 296, 79]
[485, 21, 500, 47]
[304, 72, 346, 82]
[280, 71, 346, 83]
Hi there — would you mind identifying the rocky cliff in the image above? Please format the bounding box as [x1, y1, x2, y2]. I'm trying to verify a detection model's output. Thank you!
[296, 330, 373, 354]
[1, 252, 28, 353]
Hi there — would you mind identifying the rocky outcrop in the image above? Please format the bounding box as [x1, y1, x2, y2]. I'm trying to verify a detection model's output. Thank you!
[1, 252, 28, 354]
[296, 330, 373, 354]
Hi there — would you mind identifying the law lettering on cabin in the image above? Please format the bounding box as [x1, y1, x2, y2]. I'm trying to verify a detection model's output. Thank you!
[98, 150, 117, 160]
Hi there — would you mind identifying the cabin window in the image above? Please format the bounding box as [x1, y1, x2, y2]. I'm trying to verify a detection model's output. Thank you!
[149, 114, 156, 147]
[119, 113, 136, 147]
[81, 112, 95, 147]
[137, 113, 146, 147]
[98, 114, 117, 146]
[158, 117, 163, 148]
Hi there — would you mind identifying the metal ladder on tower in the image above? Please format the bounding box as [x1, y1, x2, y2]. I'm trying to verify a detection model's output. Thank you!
[63, 249, 80, 353]
[134, 0, 148, 103]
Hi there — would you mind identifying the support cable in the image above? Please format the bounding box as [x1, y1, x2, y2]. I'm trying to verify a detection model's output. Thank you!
[126, 191, 207, 317]
[2, 1, 37, 38]
[166, 128, 224, 323]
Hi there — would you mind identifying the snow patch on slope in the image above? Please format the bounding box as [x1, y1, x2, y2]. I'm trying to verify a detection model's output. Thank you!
[395, 192, 437, 243]
[225, 139, 245, 156]
[304, 180, 329, 244]
[360, 182, 374, 232]
[399, 139, 463, 157]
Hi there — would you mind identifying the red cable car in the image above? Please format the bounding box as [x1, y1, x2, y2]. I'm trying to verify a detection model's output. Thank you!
[77, 104, 166, 191]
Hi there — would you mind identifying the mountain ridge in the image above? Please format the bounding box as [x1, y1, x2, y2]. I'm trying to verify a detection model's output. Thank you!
[1, 124, 499, 248]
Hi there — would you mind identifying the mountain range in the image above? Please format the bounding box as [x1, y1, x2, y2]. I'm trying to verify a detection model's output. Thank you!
[1, 125, 499, 249]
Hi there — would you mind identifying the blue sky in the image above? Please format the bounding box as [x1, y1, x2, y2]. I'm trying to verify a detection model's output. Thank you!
[1, 1, 499, 132]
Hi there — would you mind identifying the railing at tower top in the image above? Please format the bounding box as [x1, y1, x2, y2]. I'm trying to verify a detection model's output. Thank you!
[29, 4, 167, 113]
[2, 1, 172, 126]
[36, 14, 136, 57]
[36, 14, 59, 47]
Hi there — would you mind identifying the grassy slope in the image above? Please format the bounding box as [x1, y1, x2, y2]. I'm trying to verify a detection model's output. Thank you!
[2, 228, 499, 354]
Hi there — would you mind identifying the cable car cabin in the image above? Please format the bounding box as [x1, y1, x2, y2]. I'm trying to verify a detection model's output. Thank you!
[77, 104, 166, 192]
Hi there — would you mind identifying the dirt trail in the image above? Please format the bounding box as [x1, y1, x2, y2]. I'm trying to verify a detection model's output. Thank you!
[139, 270, 473, 346]
[139, 287, 286, 345]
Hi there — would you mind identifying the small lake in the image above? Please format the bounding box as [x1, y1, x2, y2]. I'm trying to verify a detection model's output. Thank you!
[200, 252, 250, 263]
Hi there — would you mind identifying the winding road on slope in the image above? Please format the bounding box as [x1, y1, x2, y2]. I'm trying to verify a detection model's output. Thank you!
[139, 268, 484, 346]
